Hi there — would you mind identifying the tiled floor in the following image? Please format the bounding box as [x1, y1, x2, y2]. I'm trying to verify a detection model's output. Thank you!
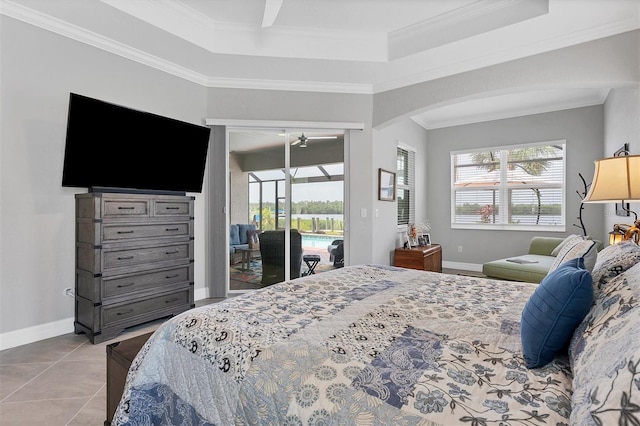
[0, 298, 224, 426]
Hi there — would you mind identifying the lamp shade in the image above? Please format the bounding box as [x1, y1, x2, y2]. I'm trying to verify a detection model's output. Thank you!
[582, 155, 640, 202]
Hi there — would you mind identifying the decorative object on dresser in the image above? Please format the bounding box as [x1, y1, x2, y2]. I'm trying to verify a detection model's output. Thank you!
[394, 244, 442, 272]
[74, 192, 195, 344]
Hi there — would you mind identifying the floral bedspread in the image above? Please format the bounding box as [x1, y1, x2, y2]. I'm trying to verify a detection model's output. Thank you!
[113, 265, 573, 426]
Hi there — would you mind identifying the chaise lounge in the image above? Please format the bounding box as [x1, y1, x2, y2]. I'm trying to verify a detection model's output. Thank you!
[482, 235, 602, 283]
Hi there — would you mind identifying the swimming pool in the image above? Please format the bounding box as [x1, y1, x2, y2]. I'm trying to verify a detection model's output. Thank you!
[301, 233, 342, 248]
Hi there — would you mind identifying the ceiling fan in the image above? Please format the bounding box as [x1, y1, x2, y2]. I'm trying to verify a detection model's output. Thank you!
[291, 133, 338, 148]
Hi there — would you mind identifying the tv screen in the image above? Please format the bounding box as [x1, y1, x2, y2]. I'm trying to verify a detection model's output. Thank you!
[62, 93, 210, 193]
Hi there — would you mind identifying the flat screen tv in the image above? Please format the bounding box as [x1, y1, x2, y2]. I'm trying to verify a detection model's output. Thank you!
[62, 93, 210, 194]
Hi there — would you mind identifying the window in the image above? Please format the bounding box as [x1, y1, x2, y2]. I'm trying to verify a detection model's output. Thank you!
[397, 145, 415, 226]
[451, 141, 566, 231]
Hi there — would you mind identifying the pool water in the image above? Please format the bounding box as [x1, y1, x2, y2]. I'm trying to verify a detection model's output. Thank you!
[301, 234, 342, 248]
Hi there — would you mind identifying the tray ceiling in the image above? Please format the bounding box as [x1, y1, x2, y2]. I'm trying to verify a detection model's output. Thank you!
[2, 0, 638, 128]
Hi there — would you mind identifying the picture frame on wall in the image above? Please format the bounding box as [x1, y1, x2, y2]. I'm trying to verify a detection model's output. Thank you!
[378, 168, 396, 201]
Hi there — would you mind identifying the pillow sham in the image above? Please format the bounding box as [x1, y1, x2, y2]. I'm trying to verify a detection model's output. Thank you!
[590, 240, 640, 297]
[548, 238, 597, 273]
[520, 257, 593, 369]
[550, 234, 580, 257]
[568, 262, 640, 425]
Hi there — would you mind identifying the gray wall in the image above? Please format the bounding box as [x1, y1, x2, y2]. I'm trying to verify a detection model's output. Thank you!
[603, 87, 640, 235]
[372, 120, 429, 265]
[0, 17, 208, 340]
[425, 106, 606, 266]
[373, 30, 639, 129]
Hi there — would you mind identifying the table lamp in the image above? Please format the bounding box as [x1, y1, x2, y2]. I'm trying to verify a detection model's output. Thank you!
[582, 153, 640, 244]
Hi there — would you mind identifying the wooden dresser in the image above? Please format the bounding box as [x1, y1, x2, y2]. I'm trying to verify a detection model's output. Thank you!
[394, 244, 442, 272]
[74, 192, 195, 343]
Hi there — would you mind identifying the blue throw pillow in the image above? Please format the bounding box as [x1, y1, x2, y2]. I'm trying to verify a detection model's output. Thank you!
[229, 224, 240, 246]
[237, 224, 256, 245]
[520, 257, 593, 369]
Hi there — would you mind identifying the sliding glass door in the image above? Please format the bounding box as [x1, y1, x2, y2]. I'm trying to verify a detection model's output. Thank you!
[228, 128, 344, 292]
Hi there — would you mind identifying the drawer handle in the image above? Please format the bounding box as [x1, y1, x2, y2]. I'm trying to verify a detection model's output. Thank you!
[116, 309, 134, 316]
[117, 256, 134, 260]
[118, 207, 135, 210]
[117, 230, 135, 234]
[117, 283, 135, 288]
[165, 274, 179, 279]
[165, 228, 180, 232]
[165, 207, 180, 210]
[165, 250, 179, 255]
[165, 298, 179, 303]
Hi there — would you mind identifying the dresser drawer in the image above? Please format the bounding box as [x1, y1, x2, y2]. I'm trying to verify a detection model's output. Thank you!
[103, 288, 191, 326]
[104, 265, 192, 299]
[103, 199, 150, 218]
[154, 200, 191, 217]
[103, 241, 192, 271]
[103, 222, 190, 242]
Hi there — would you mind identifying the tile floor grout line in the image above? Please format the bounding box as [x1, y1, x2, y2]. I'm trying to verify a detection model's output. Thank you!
[1, 395, 90, 404]
[65, 383, 106, 426]
[0, 359, 60, 404]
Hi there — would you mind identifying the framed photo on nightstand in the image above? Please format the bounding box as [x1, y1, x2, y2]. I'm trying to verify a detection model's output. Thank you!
[418, 233, 431, 246]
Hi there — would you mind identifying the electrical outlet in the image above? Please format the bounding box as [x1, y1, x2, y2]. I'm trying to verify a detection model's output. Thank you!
[457, 246, 463, 253]
[64, 288, 75, 297]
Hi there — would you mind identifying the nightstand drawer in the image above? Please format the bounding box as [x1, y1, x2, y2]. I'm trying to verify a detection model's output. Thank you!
[103, 222, 190, 242]
[104, 265, 192, 298]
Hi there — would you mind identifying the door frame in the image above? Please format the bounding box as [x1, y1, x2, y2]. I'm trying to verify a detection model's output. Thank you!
[204, 119, 364, 297]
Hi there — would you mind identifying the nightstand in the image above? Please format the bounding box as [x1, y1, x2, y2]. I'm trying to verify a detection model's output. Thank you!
[394, 244, 442, 272]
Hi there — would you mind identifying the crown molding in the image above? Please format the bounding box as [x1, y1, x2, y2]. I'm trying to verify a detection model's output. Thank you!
[389, 0, 548, 60]
[412, 89, 610, 130]
[1, 0, 210, 86]
[375, 18, 640, 94]
[2, 0, 637, 95]
[101, 0, 387, 62]
[204, 76, 373, 94]
[0, 0, 373, 94]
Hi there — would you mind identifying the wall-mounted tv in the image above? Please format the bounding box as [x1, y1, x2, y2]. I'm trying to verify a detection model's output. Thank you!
[62, 93, 210, 194]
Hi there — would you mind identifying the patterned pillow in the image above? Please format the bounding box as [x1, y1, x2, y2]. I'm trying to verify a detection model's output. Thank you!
[549, 238, 598, 273]
[568, 262, 640, 425]
[591, 240, 640, 297]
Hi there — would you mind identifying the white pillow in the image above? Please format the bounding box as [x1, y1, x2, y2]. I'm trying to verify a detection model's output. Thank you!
[549, 238, 597, 273]
[551, 234, 580, 257]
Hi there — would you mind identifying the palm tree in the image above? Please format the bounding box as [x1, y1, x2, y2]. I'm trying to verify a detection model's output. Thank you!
[472, 146, 560, 224]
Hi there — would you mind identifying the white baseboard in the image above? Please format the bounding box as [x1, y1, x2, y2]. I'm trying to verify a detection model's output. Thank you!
[0, 288, 211, 351]
[442, 261, 483, 272]
[0, 317, 75, 351]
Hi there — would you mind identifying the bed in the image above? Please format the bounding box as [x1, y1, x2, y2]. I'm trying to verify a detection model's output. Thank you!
[112, 241, 640, 425]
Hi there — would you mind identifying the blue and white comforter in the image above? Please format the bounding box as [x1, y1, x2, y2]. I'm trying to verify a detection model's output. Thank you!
[113, 264, 574, 425]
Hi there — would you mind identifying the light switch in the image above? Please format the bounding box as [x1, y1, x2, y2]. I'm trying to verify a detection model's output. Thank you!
[361, 208, 367, 218]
